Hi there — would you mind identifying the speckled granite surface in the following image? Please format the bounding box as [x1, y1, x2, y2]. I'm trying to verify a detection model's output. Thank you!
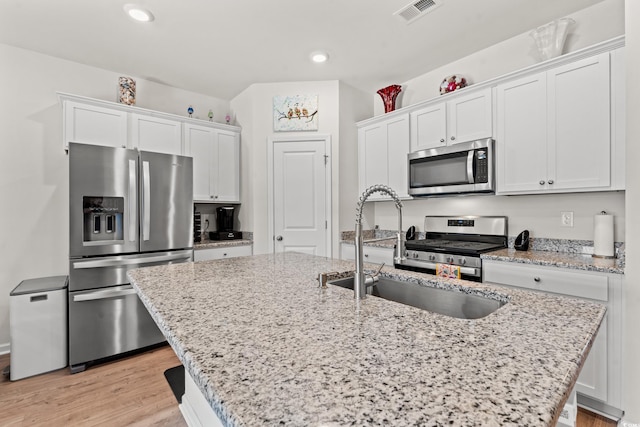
[483, 248, 624, 275]
[342, 237, 398, 249]
[128, 252, 605, 427]
[194, 239, 253, 250]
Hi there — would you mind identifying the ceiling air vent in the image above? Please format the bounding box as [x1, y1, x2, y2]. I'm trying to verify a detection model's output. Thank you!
[394, 0, 443, 24]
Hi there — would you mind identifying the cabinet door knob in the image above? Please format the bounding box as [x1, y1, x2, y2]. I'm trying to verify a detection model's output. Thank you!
[364, 254, 369, 258]
[440, 138, 445, 143]
[214, 195, 219, 199]
[276, 235, 283, 241]
[450, 136, 456, 141]
[548, 180, 554, 185]
[210, 195, 214, 199]
[223, 253, 227, 257]
[539, 180, 545, 185]
[533, 277, 541, 282]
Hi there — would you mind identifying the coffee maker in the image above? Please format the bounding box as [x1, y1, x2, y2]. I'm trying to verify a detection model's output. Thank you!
[210, 206, 242, 240]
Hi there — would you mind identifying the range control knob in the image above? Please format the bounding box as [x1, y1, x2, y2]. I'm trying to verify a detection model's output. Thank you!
[413, 252, 419, 259]
[458, 258, 467, 265]
[447, 256, 455, 263]
[429, 255, 436, 261]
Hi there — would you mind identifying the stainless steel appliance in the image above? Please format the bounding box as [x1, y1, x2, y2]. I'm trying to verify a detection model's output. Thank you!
[395, 216, 507, 282]
[408, 138, 494, 196]
[68, 143, 193, 373]
[210, 206, 242, 240]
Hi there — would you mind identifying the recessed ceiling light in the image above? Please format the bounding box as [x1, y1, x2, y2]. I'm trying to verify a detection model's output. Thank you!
[124, 4, 154, 22]
[310, 51, 329, 63]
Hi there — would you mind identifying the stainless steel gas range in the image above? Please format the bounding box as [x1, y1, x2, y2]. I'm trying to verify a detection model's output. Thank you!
[395, 216, 508, 282]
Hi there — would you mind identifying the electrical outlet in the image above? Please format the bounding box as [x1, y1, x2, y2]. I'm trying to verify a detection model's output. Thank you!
[561, 211, 574, 227]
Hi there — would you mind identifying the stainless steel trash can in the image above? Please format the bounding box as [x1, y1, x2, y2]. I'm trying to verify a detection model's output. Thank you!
[9, 275, 68, 380]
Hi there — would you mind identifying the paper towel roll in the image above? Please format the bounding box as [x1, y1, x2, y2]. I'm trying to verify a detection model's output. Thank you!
[594, 212, 614, 258]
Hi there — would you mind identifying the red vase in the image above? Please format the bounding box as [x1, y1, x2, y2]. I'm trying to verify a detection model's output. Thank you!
[377, 85, 402, 113]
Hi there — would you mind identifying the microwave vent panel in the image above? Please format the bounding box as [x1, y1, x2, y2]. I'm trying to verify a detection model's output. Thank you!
[394, 0, 443, 24]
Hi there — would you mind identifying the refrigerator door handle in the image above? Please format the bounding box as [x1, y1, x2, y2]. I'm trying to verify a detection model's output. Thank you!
[73, 287, 138, 302]
[142, 160, 151, 241]
[128, 159, 137, 241]
[72, 252, 192, 269]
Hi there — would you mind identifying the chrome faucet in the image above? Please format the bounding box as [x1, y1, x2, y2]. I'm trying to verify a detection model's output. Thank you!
[354, 184, 404, 299]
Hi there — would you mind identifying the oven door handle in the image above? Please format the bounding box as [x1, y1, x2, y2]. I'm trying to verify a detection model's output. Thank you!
[399, 259, 480, 277]
[73, 287, 137, 302]
[466, 150, 475, 184]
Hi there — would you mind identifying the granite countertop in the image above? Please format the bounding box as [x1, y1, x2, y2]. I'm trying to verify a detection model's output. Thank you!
[194, 239, 253, 250]
[128, 253, 605, 427]
[342, 237, 398, 249]
[482, 248, 624, 275]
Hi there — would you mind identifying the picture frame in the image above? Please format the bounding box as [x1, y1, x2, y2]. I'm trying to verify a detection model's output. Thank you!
[273, 94, 318, 131]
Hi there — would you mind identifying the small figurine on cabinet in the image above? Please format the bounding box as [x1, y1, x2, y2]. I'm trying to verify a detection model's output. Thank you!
[187, 105, 194, 118]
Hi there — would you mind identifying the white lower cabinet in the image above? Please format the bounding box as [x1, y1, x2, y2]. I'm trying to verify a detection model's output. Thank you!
[483, 260, 622, 413]
[340, 243, 394, 265]
[194, 245, 252, 262]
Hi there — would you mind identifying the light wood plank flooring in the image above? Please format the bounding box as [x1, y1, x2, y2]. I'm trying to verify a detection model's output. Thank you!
[0, 345, 185, 426]
[0, 345, 617, 426]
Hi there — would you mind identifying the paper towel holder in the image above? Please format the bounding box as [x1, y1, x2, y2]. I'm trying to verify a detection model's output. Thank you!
[592, 210, 616, 259]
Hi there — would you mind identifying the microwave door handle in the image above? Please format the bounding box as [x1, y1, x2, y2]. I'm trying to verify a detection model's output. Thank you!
[142, 160, 151, 241]
[128, 159, 137, 241]
[466, 150, 475, 184]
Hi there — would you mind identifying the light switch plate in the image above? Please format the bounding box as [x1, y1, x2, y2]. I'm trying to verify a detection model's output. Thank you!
[561, 211, 574, 227]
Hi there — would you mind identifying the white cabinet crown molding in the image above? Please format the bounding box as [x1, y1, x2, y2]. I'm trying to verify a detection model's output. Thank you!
[56, 92, 241, 133]
[356, 35, 624, 129]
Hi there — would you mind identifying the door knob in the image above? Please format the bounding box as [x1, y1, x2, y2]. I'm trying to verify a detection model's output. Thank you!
[276, 235, 283, 241]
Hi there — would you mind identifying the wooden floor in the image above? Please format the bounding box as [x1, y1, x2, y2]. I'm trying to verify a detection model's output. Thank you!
[0, 345, 617, 426]
[0, 345, 185, 426]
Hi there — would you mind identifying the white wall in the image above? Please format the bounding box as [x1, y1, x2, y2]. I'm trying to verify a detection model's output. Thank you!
[230, 81, 341, 256]
[623, 1, 640, 423]
[338, 82, 374, 234]
[370, 0, 626, 242]
[375, 0, 625, 116]
[0, 43, 229, 353]
[375, 192, 625, 241]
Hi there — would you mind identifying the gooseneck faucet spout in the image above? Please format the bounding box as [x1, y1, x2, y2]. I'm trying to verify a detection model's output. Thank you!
[354, 184, 404, 299]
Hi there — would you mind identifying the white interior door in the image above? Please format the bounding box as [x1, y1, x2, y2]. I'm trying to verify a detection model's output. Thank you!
[272, 139, 329, 256]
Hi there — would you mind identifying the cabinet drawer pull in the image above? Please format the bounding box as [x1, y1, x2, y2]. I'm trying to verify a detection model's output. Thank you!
[539, 180, 545, 185]
[364, 254, 369, 258]
[450, 136, 456, 141]
[533, 277, 541, 282]
[548, 180, 554, 185]
[440, 138, 445, 143]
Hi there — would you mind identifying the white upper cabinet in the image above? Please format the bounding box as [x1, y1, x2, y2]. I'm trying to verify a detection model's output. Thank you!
[184, 123, 240, 203]
[496, 52, 613, 195]
[131, 114, 183, 155]
[410, 87, 492, 152]
[213, 130, 241, 202]
[358, 113, 410, 201]
[62, 100, 128, 150]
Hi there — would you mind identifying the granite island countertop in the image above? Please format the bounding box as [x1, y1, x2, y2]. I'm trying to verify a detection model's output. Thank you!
[128, 252, 605, 427]
[482, 248, 624, 275]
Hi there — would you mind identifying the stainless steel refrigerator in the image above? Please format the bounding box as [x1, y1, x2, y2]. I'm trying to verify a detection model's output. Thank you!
[68, 142, 193, 373]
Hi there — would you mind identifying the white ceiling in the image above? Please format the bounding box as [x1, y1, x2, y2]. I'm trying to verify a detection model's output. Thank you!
[0, 0, 604, 100]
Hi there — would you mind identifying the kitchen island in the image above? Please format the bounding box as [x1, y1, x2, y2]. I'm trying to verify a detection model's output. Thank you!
[128, 252, 605, 426]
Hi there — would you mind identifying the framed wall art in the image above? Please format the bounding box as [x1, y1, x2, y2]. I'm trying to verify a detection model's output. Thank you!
[273, 94, 318, 131]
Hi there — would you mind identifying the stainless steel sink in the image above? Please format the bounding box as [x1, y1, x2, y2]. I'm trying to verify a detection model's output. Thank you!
[328, 276, 506, 319]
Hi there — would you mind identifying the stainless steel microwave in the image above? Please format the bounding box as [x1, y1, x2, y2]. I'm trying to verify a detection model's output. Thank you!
[408, 138, 495, 196]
